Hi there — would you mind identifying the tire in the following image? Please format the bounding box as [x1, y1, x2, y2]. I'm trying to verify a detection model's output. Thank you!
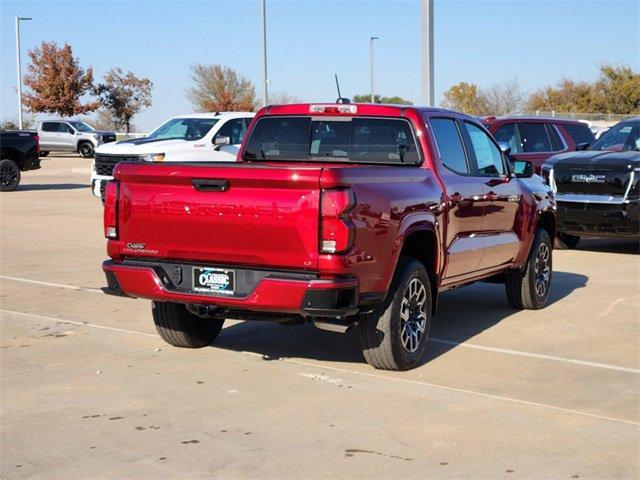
[0, 159, 21, 192]
[358, 258, 432, 371]
[40, 151, 49, 157]
[152, 301, 224, 348]
[555, 232, 580, 250]
[78, 142, 94, 158]
[505, 229, 553, 310]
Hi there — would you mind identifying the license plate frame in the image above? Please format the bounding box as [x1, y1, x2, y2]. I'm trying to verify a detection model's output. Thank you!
[192, 267, 235, 295]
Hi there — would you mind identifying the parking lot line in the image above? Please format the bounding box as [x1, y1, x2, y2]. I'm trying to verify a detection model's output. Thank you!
[0, 275, 103, 294]
[1, 274, 638, 375]
[2, 307, 637, 428]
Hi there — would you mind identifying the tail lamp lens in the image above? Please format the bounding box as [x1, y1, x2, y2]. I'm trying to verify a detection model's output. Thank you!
[104, 181, 119, 239]
[321, 188, 355, 254]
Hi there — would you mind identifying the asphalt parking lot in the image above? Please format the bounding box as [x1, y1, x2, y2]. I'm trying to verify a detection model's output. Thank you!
[1, 154, 639, 479]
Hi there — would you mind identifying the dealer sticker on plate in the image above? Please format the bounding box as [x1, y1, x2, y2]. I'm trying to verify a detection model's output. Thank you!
[192, 267, 235, 295]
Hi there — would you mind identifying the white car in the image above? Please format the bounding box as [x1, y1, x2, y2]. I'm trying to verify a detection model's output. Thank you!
[91, 112, 254, 197]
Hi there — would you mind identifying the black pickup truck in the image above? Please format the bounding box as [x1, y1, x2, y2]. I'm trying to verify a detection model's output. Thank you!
[542, 118, 639, 248]
[0, 130, 41, 191]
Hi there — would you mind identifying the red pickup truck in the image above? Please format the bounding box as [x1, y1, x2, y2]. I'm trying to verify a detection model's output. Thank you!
[102, 103, 557, 370]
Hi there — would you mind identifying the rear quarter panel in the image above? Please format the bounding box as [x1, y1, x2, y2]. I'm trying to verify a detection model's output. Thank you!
[319, 166, 443, 294]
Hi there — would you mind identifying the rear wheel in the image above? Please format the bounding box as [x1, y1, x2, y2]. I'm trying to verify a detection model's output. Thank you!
[555, 232, 580, 250]
[358, 258, 432, 371]
[506, 229, 553, 310]
[78, 142, 94, 158]
[152, 301, 224, 348]
[0, 159, 21, 192]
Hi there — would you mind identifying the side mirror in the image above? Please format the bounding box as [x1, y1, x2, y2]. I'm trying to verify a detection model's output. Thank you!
[575, 142, 590, 151]
[512, 159, 534, 178]
[498, 142, 512, 155]
[213, 135, 231, 151]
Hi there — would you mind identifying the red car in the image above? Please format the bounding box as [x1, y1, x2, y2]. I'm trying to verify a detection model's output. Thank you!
[102, 104, 556, 370]
[482, 116, 595, 173]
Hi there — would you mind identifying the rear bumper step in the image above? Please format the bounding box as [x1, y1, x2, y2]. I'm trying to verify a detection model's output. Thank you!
[102, 260, 359, 318]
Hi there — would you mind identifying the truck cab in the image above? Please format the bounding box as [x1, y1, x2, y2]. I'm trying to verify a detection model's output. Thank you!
[91, 112, 254, 198]
[102, 103, 556, 370]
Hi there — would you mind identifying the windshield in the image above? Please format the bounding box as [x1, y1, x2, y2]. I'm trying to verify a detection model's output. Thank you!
[147, 118, 219, 141]
[590, 120, 640, 152]
[69, 121, 95, 132]
[243, 116, 420, 164]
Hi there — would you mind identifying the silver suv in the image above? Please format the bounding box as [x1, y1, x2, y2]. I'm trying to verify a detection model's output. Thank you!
[38, 120, 116, 158]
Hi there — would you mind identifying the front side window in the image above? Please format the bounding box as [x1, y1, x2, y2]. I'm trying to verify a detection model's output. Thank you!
[68, 121, 95, 132]
[430, 118, 469, 174]
[59, 123, 74, 134]
[215, 118, 248, 145]
[494, 123, 522, 153]
[148, 118, 219, 141]
[518, 123, 552, 153]
[243, 117, 419, 164]
[464, 122, 505, 176]
[590, 120, 640, 152]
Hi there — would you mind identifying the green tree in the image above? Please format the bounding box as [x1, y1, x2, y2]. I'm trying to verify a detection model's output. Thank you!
[440, 82, 487, 115]
[95, 68, 153, 133]
[527, 79, 595, 113]
[186, 64, 257, 112]
[592, 64, 640, 114]
[352, 94, 413, 105]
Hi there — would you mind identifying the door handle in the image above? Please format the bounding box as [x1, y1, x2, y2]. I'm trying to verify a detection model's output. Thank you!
[192, 179, 229, 192]
[449, 192, 480, 206]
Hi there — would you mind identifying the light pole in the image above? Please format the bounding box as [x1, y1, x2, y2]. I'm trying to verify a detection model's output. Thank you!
[15, 16, 32, 130]
[260, 0, 268, 106]
[421, 0, 434, 106]
[369, 36, 378, 103]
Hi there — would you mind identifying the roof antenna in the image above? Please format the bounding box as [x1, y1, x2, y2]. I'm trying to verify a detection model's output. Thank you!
[335, 74, 351, 104]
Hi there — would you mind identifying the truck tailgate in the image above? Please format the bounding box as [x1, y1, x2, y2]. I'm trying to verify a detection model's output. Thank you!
[115, 163, 322, 270]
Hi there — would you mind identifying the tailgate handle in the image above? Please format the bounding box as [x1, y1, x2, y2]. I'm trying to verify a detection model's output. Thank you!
[192, 179, 229, 192]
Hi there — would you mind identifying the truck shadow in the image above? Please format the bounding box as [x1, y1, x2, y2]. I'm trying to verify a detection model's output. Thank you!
[574, 238, 639, 255]
[16, 183, 88, 191]
[214, 271, 588, 367]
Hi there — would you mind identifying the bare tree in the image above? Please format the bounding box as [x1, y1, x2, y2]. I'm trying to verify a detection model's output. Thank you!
[268, 91, 302, 105]
[482, 79, 525, 116]
[186, 64, 257, 112]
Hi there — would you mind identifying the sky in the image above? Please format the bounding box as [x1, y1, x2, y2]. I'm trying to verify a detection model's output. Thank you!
[1, 0, 638, 132]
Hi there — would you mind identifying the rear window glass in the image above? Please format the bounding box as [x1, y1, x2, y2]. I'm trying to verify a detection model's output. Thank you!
[518, 123, 552, 153]
[243, 117, 419, 164]
[562, 123, 595, 146]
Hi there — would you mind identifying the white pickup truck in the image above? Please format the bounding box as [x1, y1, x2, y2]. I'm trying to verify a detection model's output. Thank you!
[91, 112, 254, 197]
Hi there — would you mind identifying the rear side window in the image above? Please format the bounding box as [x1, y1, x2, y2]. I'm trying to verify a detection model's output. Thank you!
[562, 123, 595, 146]
[41, 122, 58, 132]
[243, 117, 419, 164]
[518, 123, 552, 153]
[494, 123, 522, 153]
[430, 118, 469, 174]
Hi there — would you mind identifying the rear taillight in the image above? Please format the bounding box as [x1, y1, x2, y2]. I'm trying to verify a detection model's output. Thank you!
[34, 134, 40, 154]
[104, 181, 119, 239]
[320, 188, 355, 254]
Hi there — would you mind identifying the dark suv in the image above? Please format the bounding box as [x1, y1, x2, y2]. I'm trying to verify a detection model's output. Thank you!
[541, 118, 639, 248]
[482, 116, 595, 173]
